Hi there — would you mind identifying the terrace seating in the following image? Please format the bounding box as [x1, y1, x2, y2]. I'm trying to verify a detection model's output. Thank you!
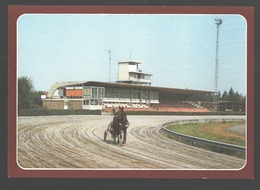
[156, 102, 209, 112]
[158, 102, 194, 109]
[184, 101, 204, 108]
[103, 101, 210, 113]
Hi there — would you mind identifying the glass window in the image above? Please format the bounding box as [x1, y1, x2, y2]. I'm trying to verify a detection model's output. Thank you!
[83, 99, 90, 105]
[91, 87, 97, 98]
[83, 87, 91, 99]
[98, 87, 105, 98]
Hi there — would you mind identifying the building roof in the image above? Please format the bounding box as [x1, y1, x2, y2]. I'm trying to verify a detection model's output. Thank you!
[47, 81, 214, 98]
[47, 81, 86, 98]
[88, 81, 213, 95]
[118, 60, 143, 64]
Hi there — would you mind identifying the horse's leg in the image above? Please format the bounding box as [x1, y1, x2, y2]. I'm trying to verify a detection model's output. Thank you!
[113, 127, 116, 144]
[123, 129, 127, 144]
[118, 132, 120, 144]
[104, 130, 107, 142]
[119, 129, 122, 144]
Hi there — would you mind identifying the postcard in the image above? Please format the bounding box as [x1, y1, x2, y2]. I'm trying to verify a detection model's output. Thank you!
[8, 6, 254, 178]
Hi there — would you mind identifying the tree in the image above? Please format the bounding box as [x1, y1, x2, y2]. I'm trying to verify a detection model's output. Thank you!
[243, 94, 246, 102]
[227, 87, 235, 101]
[217, 91, 221, 101]
[222, 90, 228, 101]
[220, 87, 245, 102]
[238, 93, 246, 102]
[32, 91, 44, 108]
[18, 76, 34, 110]
[234, 92, 240, 101]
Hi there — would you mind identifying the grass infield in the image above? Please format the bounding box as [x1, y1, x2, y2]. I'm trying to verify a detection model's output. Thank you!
[166, 121, 245, 146]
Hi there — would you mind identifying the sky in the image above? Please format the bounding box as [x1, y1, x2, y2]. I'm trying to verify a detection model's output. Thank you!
[17, 14, 247, 95]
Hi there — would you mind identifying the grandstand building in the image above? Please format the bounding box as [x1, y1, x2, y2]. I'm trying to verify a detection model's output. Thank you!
[42, 60, 214, 111]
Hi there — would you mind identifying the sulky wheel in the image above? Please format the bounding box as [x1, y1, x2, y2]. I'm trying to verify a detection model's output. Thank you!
[104, 131, 107, 142]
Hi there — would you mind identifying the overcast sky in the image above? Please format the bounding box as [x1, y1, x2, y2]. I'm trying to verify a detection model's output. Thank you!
[17, 14, 246, 95]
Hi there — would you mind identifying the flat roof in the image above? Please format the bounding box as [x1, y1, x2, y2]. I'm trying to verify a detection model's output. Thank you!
[47, 81, 214, 98]
[118, 60, 143, 64]
[83, 81, 214, 95]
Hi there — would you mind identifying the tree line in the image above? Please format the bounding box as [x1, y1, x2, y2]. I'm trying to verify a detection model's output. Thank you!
[217, 87, 246, 102]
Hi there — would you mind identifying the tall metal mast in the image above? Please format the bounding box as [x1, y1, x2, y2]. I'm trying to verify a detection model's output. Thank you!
[106, 50, 113, 82]
[214, 19, 222, 110]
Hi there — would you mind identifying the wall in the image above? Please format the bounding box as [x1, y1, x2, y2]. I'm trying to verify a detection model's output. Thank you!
[68, 100, 82, 110]
[118, 63, 129, 81]
[43, 100, 64, 109]
[43, 99, 83, 110]
[83, 104, 103, 110]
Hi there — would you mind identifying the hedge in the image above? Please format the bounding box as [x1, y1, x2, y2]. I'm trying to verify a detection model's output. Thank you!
[18, 109, 102, 116]
[18, 109, 245, 116]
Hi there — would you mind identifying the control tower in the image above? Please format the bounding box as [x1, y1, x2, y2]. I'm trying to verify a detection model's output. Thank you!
[117, 60, 153, 85]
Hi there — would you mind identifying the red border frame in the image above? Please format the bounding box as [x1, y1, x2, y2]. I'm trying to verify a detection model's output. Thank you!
[8, 6, 254, 178]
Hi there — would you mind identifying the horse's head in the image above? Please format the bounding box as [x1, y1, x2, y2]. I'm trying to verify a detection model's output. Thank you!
[118, 106, 123, 118]
[118, 106, 127, 121]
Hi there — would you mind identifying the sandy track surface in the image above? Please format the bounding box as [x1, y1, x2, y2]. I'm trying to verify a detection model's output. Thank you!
[18, 115, 245, 169]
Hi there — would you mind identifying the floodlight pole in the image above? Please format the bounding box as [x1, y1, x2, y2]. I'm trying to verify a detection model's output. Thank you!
[214, 19, 222, 110]
[106, 50, 113, 82]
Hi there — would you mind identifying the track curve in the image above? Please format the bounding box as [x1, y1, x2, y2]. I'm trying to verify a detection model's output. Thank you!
[18, 115, 245, 169]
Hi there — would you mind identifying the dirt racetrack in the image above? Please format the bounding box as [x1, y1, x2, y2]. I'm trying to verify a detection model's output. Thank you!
[18, 115, 245, 169]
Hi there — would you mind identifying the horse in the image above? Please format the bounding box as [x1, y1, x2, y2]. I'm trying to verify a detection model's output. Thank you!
[117, 106, 129, 144]
[104, 106, 129, 145]
[104, 121, 120, 144]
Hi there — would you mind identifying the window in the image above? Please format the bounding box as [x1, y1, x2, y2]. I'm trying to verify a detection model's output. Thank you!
[92, 87, 98, 98]
[83, 87, 91, 99]
[83, 99, 90, 105]
[98, 88, 105, 98]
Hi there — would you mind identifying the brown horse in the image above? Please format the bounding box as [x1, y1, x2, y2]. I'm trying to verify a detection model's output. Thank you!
[104, 106, 129, 145]
[117, 106, 129, 144]
[104, 115, 122, 144]
[111, 114, 123, 144]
